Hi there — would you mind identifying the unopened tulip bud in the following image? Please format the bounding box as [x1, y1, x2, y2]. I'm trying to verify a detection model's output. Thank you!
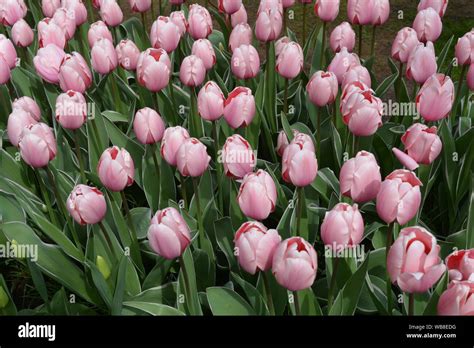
[176, 137, 211, 177]
[224, 87, 256, 129]
[160, 126, 190, 167]
[67, 185, 107, 225]
[19, 123, 57, 168]
[97, 146, 135, 192]
[55, 91, 88, 130]
[133, 107, 165, 145]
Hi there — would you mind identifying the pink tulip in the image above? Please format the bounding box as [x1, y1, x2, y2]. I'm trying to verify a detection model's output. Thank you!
[237, 169, 277, 221]
[416, 73, 454, 122]
[187, 4, 213, 40]
[406, 42, 437, 84]
[276, 129, 300, 157]
[340, 150, 381, 203]
[321, 203, 364, 249]
[234, 221, 281, 274]
[116, 39, 140, 71]
[133, 107, 165, 145]
[272, 237, 318, 291]
[67, 185, 107, 225]
[0, 0, 27, 26]
[18, 123, 57, 168]
[255, 7, 282, 42]
[197, 81, 225, 121]
[392, 148, 419, 171]
[7, 109, 38, 147]
[41, 0, 61, 18]
[0, 34, 17, 68]
[328, 47, 361, 84]
[387, 226, 446, 293]
[179, 55, 206, 87]
[446, 249, 474, 282]
[97, 146, 135, 192]
[12, 96, 41, 121]
[376, 169, 422, 225]
[150, 16, 181, 53]
[468, 64, 474, 91]
[341, 65, 371, 90]
[136, 48, 171, 92]
[347, 0, 375, 25]
[229, 23, 252, 53]
[282, 0, 295, 8]
[341, 80, 371, 101]
[52, 7, 76, 40]
[306, 71, 338, 107]
[276, 42, 303, 79]
[11, 19, 33, 47]
[275, 36, 291, 56]
[231, 44, 260, 80]
[224, 86, 256, 129]
[438, 281, 474, 316]
[222, 134, 256, 179]
[330, 22, 356, 53]
[401, 123, 442, 165]
[342, 90, 383, 137]
[62, 0, 88, 26]
[55, 91, 87, 130]
[59, 52, 93, 93]
[34, 44, 66, 84]
[0, 56, 11, 84]
[88, 21, 113, 48]
[170, 11, 188, 37]
[129, 0, 151, 12]
[413, 8, 442, 43]
[38, 17, 66, 49]
[371, 0, 390, 26]
[100, 0, 123, 27]
[218, 0, 242, 15]
[258, 0, 283, 14]
[160, 126, 190, 167]
[147, 207, 191, 260]
[455, 30, 474, 66]
[192, 39, 216, 71]
[282, 134, 318, 187]
[391, 27, 420, 64]
[91, 38, 118, 75]
[231, 5, 247, 27]
[314, 0, 339, 22]
[176, 137, 211, 177]
[418, 0, 448, 17]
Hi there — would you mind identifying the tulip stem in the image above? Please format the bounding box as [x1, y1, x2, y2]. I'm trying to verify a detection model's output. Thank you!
[36, 171, 59, 227]
[141, 12, 147, 31]
[179, 174, 188, 209]
[452, 64, 468, 125]
[370, 26, 376, 58]
[386, 222, 395, 315]
[190, 87, 203, 138]
[302, 4, 307, 47]
[327, 256, 340, 312]
[262, 272, 275, 315]
[296, 187, 304, 237]
[192, 177, 205, 249]
[358, 25, 363, 58]
[408, 293, 415, 316]
[120, 190, 139, 248]
[151, 144, 161, 209]
[86, 0, 95, 22]
[74, 130, 87, 183]
[98, 221, 117, 259]
[168, 84, 177, 125]
[293, 290, 301, 316]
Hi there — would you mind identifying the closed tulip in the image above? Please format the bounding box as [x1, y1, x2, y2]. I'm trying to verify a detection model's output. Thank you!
[187, 4, 213, 40]
[147, 207, 191, 260]
[0, 0, 27, 26]
[52, 7, 76, 40]
[224, 86, 256, 129]
[314, 0, 339, 22]
[282, 0, 295, 8]
[231, 44, 260, 80]
[179, 55, 206, 87]
[218, 0, 242, 14]
[234, 221, 281, 274]
[34, 44, 66, 84]
[237, 169, 277, 221]
[446, 249, 474, 282]
[321, 203, 364, 249]
[387, 226, 446, 293]
[341, 65, 371, 90]
[62, 0, 88, 26]
[455, 30, 474, 66]
[67, 185, 107, 225]
[97, 146, 135, 192]
[133, 107, 165, 145]
[192, 39, 216, 71]
[19, 123, 57, 168]
[12, 96, 41, 121]
[88, 21, 113, 48]
[330, 22, 356, 53]
[59, 52, 93, 93]
[229, 23, 252, 53]
[413, 8, 442, 43]
[272, 237, 318, 291]
[342, 90, 383, 137]
[41, 0, 61, 18]
[418, 0, 448, 17]
[416, 73, 454, 122]
[255, 7, 282, 42]
[328, 47, 361, 84]
[347, 0, 375, 25]
[91, 38, 118, 75]
[11, 19, 33, 47]
[129, 0, 151, 12]
[231, 5, 247, 27]
[376, 169, 422, 225]
[401, 123, 442, 165]
[391, 27, 420, 64]
[0, 56, 11, 84]
[150, 16, 181, 53]
[276, 42, 304, 79]
[160, 126, 190, 167]
[197, 81, 225, 121]
[136, 48, 171, 92]
[170, 11, 188, 37]
[176, 137, 211, 177]
[116, 39, 140, 71]
[0, 34, 17, 68]
[55, 91, 87, 130]
[406, 41, 437, 84]
[371, 0, 390, 26]
[258, 0, 283, 14]
[7, 109, 38, 147]
[438, 281, 474, 316]
[100, 0, 123, 27]
[37, 17, 66, 49]
[340, 150, 381, 203]
[282, 134, 318, 187]
[222, 134, 256, 179]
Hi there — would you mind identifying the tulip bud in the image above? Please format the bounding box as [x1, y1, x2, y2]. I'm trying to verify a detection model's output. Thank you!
[12, 96, 41, 121]
[330, 22, 356, 53]
[52, 7, 76, 40]
[341, 65, 371, 91]
[231, 5, 247, 27]
[96, 255, 111, 280]
[179, 55, 206, 87]
[133, 107, 165, 145]
[314, 0, 340, 22]
[129, 0, 151, 12]
[88, 21, 113, 48]
[100, 0, 123, 27]
[416, 73, 454, 122]
[37, 17, 66, 49]
[276, 42, 304, 79]
[150, 16, 181, 53]
[231, 44, 260, 80]
[147, 207, 191, 260]
[224, 86, 256, 129]
[282, 0, 295, 8]
[67, 185, 107, 225]
[41, 0, 61, 18]
[0, 34, 17, 68]
[188, 4, 213, 40]
[388, 226, 446, 293]
[59, 52, 93, 94]
[136, 48, 171, 92]
[446, 249, 474, 283]
[401, 123, 442, 165]
[341, 90, 383, 137]
[11, 19, 33, 47]
[91, 38, 118, 75]
[237, 169, 277, 221]
[229, 23, 252, 53]
[371, 0, 390, 26]
[222, 134, 256, 179]
[234, 221, 281, 274]
[192, 39, 216, 71]
[255, 7, 282, 42]
[406, 41, 437, 84]
[455, 30, 474, 66]
[347, 0, 375, 25]
[0, 0, 27, 26]
[413, 8, 442, 43]
[62, 0, 88, 26]
[176, 137, 211, 177]
[418, 0, 448, 17]
[391, 27, 420, 63]
[197, 81, 225, 121]
[272, 237, 318, 291]
[55, 91, 87, 130]
[218, 0, 242, 15]
[160, 126, 190, 167]
[306, 70, 338, 107]
[282, 134, 318, 187]
[438, 281, 474, 315]
[7, 109, 38, 147]
[19, 123, 57, 168]
[34, 44, 66, 84]
[116, 39, 140, 71]
[258, 0, 283, 14]
[321, 203, 364, 249]
[328, 47, 361, 84]
[97, 146, 135, 192]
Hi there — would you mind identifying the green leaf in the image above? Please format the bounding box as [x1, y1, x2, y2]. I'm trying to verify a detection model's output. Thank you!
[111, 256, 128, 315]
[231, 272, 269, 316]
[178, 248, 202, 315]
[123, 301, 184, 316]
[423, 272, 448, 315]
[206, 287, 256, 315]
[214, 217, 238, 270]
